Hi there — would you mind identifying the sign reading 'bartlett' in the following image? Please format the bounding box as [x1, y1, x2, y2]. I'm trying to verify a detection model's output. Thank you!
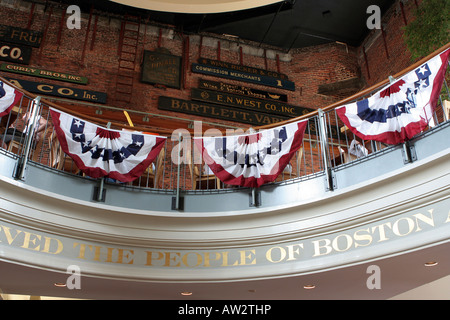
[192, 63, 295, 91]
[191, 88, 314, 118]
[0, 63, 88, 84]
[141, 50, 181, 89]
[158, 96, 289, 126]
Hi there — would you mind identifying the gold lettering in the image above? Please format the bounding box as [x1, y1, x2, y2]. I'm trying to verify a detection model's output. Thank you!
[413, 210, 435, 231]
[145, 251, 164, 266]
[204, 252, 221, 267]
[1, 225, 23, 245]
[285, 244, 304, 261]
[392, 217, 415, 236]
[331, 234, 353, 252]
[181, 252, 202, 267]
[312, 238, 332, 257]
[371, 222, 392, 242]
[353, 228, 373, 248]
[21, 232, 41, 251]
[164, 251, 181, 267]
[266, 246, 286, 263]
[37, 84, 53, 93]
[237, 249, 256, 266]
[42, 236, 63, 255]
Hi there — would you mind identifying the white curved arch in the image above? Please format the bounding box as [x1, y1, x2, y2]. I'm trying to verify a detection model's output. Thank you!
[109, 0, 283, 14]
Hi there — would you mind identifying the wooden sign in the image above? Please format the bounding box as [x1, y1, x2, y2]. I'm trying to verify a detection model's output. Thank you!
[158, 96, 342, 139]
[0, 42, 32, 64]
[141, 50, 181, 89]
[198, 58, 288, 80]
[158, 96, 289, 126]
[191, 63, 295, 91]
[7, 78, 107, 104]
[199, 79, 288, 102]
[0, 25, 42, 47]
[0, 63, 88, 84]
[191, 88, 313, 118]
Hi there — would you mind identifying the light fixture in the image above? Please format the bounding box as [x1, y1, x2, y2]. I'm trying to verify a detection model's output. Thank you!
[424, 261, 438, 267]
[54, 282, 67, 288]
[180, 291, 193, 296]
[303, 284, 315, 290]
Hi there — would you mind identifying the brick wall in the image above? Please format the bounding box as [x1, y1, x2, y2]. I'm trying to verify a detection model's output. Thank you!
[358, 0, 420, 87]
[0, 0, 423, 130]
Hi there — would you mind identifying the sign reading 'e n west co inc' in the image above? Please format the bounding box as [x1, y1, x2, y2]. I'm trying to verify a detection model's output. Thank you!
[191, 88, 314, 118]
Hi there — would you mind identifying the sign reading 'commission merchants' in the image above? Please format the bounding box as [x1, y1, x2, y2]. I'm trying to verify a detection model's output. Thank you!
[192, 63, 295, 91]
[191, 88, 314, 118]
[198, 58, 289, 80]
[0, 63, 88, 85]
[141, 50, 181, 89]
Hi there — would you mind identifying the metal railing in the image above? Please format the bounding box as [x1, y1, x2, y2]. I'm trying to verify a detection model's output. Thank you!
[1, 44, 449, 194]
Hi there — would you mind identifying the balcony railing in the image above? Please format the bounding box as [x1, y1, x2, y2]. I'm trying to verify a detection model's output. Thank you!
[1, 44, 449, 195]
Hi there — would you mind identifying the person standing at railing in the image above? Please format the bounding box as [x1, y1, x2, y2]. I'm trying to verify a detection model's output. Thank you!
[2, 110, 47, 151]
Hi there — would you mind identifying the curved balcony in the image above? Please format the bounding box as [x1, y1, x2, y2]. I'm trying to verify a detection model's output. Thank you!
[0, 45, 449, 300]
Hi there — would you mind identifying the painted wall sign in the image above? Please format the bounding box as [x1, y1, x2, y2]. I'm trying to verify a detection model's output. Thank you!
[7, 78, 107, 104]
[198, 58, 288, 80]
[0, 195, 448, 272]
[0, 25, 42, 47]
[0, 42, 32, 64]
[192, 63, 295, 91]
[0, 63, 88, 84]
[199, 79, 288, 102]
[191, 88, 313, 118]
[158, 96, 289, 126]
[141, 50, 181, 89]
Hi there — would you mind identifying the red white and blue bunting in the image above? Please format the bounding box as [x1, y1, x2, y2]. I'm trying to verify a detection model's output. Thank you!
[0, 81, 23, 117]
[336, 49, 450, 145]
[50, 109, 166, 183]
[194, 120, 308, 188]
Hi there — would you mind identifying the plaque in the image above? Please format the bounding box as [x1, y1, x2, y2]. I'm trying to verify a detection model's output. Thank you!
[199, 79, 288, 102]
[141, 50, 181, 89]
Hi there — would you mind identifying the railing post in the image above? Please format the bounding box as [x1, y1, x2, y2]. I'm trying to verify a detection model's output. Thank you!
[15, 96, 41, 180]
[318, 108, 335, 191]
[95, 122, 111, 202]
[172, 131, 183, 210]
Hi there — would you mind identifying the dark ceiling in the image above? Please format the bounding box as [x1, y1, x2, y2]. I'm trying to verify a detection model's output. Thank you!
[53, 0, 396, 51]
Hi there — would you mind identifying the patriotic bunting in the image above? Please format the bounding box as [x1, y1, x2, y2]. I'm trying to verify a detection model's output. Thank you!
[336, 49, 450, 145]
[0, 81, 23, 117]
[50, 109, 166, 182]
[194, 120, 308, 188]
